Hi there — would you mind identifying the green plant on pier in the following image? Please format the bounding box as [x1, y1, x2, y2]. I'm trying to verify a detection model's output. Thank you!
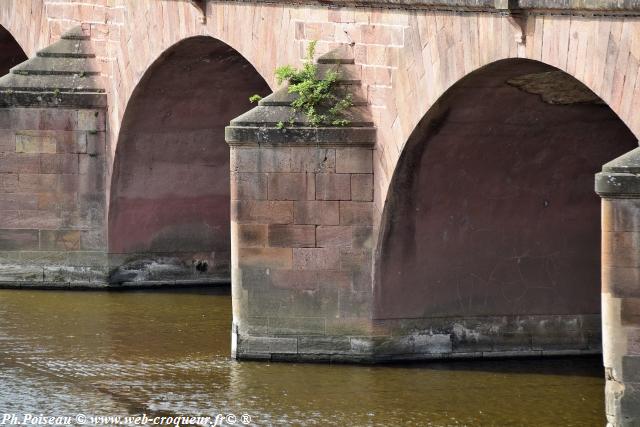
[250, 40, 353, 128]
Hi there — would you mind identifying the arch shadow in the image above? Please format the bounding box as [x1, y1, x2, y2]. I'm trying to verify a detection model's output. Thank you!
[374, 58, 637, 353]
[0, 25, 26, 76]
[109, 36, 270, 284]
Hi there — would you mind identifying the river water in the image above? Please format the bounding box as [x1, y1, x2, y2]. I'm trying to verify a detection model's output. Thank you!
[0, 287, 605, 426]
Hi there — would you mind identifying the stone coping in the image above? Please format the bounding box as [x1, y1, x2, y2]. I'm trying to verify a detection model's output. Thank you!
[0, 26, 105, 108]
[225, 125, 376, 147]
[227, 0, 640, 13]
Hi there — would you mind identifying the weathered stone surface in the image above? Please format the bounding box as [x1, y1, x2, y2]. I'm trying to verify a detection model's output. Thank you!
[0, 229, 39, 250]
[350, 174, 373, 201]
[316, 226, 352, 247]
[238, 248, 293, 269]
[236, 224, 268, 248]
[294, 201, 340, 225]
[232, 200, 294, 224]
[316, 173, 351, 200]
[335, 148, 373, 174]
[291, 148, 335, 173]
[293, 247, 341, 270]
[298, 336, 352, 353]
[268, 225, 316, 248]
[340, 201, 373, 225]
[268, 173, 312, 201]
[231, 172, 267, 200]
[15, 132, 56, 153]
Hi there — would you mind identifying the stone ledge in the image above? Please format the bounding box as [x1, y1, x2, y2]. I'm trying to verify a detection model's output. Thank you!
[236, 346, 602, 363]
[596, 148, 640, 198]
[0, 91, 106, 109]
[225, 125, 376, 147]
[235, 332, 603, 363]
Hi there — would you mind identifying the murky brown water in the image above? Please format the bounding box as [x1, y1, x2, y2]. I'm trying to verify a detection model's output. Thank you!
[0, 288, 605, 426]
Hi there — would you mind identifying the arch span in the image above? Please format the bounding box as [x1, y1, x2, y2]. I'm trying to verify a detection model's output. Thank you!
[108, 36, 270, 283]
[374, 58, 638, 352]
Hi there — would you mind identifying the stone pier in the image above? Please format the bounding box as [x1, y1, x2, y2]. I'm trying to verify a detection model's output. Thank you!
[597, 148, 640, 427]
[226, 47, 378, 361]
[0, 27, 107, 287]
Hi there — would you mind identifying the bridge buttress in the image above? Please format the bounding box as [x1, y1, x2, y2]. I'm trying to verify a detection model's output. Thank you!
[0, 26, 108, 288]
[226, 45, 379, 361]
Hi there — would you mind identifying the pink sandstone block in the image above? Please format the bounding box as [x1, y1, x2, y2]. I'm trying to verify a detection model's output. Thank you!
[271, 270, 319, 290]
[0, 194, 38, 210]
[39, 230, 81, 251]
[268, 224, 316, 248]
[340, 201, 373, 226]
[0, 130, 13, 152]
[237, 224, 268, 248]
[231, 172, 267, 200]
[232, 200, 294, 224]
[293, 247, 341, 270]
[351, 174, 373, 201]
[336, 148, 373, 174]
[40, 154, 79, 174]
[268, 173, 312, 201]
[316, 173, 351, 201]
[238, 247, 293, 269]
[316, 226, 352, 248]
[291, 148, 336, 173]
[294, 201, 340, 225]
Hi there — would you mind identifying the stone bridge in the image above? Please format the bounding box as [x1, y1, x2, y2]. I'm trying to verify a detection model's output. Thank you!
[1, 0, 640, 424]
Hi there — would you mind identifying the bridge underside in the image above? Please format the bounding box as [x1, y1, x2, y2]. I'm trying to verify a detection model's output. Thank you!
[108, 36, 269, 285]
[373, 59, 638, 359]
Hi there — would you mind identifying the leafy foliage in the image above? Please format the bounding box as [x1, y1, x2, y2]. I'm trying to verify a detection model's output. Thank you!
[250, 41, 353, 128]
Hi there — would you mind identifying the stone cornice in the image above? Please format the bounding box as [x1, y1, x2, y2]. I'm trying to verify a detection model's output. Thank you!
[220, 0, 640, 14]
[596, 148, 640, 198]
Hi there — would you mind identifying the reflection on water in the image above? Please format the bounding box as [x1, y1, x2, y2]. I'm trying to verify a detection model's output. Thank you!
[0, 288, 604, 426]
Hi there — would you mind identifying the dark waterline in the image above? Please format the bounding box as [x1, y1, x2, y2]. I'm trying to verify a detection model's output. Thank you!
[0, 288, 605, 426]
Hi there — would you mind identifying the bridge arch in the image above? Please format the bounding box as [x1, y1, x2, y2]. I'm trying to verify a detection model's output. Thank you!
[374, 58, 638, 351]
[108, 35, 270, 283]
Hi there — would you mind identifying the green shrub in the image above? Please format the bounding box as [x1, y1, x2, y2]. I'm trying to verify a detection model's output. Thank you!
[251, 41, 353, 128]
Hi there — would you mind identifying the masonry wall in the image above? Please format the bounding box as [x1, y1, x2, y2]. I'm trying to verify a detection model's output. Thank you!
[58, 2, 640, 240]
[2, 2, 638, 253]
[0, 107, 107, 286]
